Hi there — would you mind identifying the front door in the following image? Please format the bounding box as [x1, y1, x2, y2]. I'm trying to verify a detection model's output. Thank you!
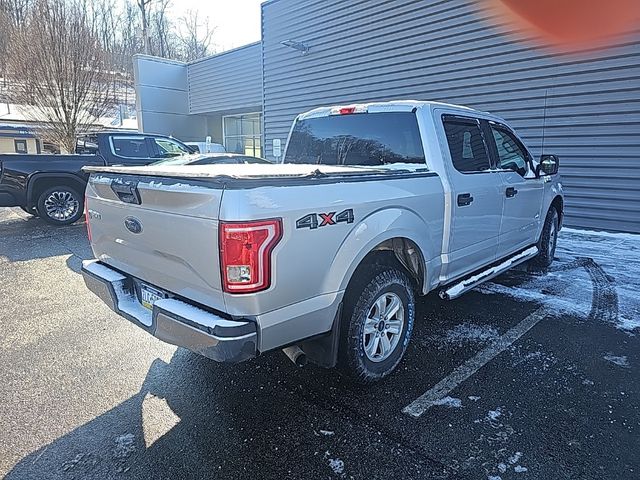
[440, 115, 504, 281]
[485, 122, 544, 258]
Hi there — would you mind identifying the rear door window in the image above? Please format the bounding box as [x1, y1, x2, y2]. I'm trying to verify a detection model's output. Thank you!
[111, 137, 151, 159]
[442, 117, 491, 173]
[284, 112, 425, 166]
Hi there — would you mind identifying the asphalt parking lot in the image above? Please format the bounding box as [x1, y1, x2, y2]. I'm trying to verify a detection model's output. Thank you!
[1, 207, 638, 480]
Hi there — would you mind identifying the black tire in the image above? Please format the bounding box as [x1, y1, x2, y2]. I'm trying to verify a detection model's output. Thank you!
[36, 186, 84, 226]
[337, 266, 415, 384]
[19, 205, 38, 217]
[531, 207, 559, 268]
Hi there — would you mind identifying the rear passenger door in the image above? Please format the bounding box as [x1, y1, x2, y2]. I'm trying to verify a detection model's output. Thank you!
[440, 115, 504, 281]
[484, 122, 544, 258]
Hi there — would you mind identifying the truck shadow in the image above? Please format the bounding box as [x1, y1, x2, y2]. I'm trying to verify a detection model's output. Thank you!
[5, 281, 549, 480]
[4, 345, 458, 480]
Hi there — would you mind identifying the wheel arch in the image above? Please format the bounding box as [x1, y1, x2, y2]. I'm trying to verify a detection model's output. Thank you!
[324, 208, 438, 297]
[27, 173, 86, 207]
[551, 195, 564, 228]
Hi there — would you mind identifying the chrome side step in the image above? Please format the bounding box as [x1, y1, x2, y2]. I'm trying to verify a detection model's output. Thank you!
[439, 246, 539, 300]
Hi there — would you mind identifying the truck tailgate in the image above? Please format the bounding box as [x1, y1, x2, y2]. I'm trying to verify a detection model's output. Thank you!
[85, 173, 225, 312]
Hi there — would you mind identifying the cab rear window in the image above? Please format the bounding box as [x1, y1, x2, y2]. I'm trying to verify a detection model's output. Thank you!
[284, 112, 425, 166]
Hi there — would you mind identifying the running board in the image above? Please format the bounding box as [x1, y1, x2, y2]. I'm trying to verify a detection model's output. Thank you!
[439, 246, 539, 300]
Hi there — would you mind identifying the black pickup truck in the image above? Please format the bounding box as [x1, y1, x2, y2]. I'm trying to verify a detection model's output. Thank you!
[0, 132, 191, 225]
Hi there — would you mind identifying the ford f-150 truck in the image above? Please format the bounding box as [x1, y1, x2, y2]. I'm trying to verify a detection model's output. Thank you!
[80, 101, 563, 383]
[0, 132, 191, 225]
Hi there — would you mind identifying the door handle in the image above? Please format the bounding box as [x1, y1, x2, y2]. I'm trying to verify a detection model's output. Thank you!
[505, 187, 518, 198]
[457, 193, 474, 207]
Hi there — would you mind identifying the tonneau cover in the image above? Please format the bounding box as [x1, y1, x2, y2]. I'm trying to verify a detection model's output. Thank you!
[83, 162, 427, 180]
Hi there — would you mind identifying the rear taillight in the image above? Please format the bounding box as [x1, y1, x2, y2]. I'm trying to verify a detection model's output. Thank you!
[220, 219, 282, 294]
[84, 195, 92, 242]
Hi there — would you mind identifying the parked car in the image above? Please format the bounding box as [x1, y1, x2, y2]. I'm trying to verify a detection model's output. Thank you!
[0, 132, 192, 225]
[152, 153, 271, 166]
[185, 141, 226, 154]
[80, 101, 563, 383]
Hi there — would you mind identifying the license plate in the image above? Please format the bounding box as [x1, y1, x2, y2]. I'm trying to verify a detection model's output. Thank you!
[140, 284, 166, 310]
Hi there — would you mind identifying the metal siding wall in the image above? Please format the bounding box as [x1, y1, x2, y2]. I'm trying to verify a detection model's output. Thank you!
[188, 43, 263, 114]
[262, 0, 640, 233]
[134, 55, 208, 141]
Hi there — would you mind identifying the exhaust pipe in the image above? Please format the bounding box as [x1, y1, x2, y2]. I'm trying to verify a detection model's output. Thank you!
[283, 346, 307, 367]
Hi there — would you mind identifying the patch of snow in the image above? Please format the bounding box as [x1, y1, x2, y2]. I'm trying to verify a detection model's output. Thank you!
[429, 323, 499, 349]
[468, 395, 481, 401]
[582, 379, 594, 386]
[82, 260, 125, 283]
[562, 227, 640, 241]
[514, 465, 528, 473]
[498, 463, 507, 473]
[445, 247, 538, 297]
[487, 408, 502, 421]
[89, 175, 113, 185]
[488, 476, 502, 480]
[328, 458, 345, 476]
[144, 180, 215, 193]
[154, 298, 249, 329]
[113, 282, 152, 327]
[478, 282, 590, 317]
[603, 354, 630, 368]
[508, 452, 523, 464]
[431, 396, 462, 408]
[477, 229, 640, 333]
[113, 433, 136, 459]
[319, 430, 335, 436]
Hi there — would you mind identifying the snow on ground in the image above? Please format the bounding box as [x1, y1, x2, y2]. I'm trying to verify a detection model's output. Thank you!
[480, 228, 640, 333]
[431, 396, 463, 408]
[426, 323, 499, 350]
[603, 353, 630, 368]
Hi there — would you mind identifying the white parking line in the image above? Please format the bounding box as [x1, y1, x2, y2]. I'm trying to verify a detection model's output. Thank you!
[403, 307, 549, 418]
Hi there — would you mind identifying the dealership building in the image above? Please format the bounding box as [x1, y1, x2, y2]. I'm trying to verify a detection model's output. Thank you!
[133, 0, 640, 233]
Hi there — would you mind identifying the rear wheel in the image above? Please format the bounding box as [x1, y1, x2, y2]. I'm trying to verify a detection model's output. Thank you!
[337, 266, 415, 384]
[36, 186, 84, 225]
[531, 207, 559, 268]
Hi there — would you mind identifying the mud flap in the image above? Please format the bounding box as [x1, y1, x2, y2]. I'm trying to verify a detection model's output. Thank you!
[299, 302, 343, 368]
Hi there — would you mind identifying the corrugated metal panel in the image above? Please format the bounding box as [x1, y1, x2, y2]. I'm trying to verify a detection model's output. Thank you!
[261, 0, 640, 233]
[187, 43, 263, 114]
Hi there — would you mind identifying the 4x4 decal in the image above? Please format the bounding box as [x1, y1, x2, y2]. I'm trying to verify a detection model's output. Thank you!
[296, 209, 354, 229]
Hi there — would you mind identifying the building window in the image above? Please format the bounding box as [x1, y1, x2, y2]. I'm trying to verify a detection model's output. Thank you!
[14, 139, 28, 153]
[223, 113, 261, 157]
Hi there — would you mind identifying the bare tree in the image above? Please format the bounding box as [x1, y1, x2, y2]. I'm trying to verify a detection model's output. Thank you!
[7, 0, 116, 152]
[136, 0, 153, 54]
[177, 10, 214, 62]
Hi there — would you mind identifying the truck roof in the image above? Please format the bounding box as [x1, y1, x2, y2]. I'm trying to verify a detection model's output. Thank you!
[297, 100, 497, 121]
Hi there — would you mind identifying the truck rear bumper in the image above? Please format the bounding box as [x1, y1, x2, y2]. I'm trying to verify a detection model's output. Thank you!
[81, 260, 257, 363]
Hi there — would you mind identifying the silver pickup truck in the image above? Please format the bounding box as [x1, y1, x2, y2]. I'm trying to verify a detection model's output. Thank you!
[81, 101, 563, 383]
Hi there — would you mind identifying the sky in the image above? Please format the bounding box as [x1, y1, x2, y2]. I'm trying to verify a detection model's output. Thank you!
[168, 0, 264, 53]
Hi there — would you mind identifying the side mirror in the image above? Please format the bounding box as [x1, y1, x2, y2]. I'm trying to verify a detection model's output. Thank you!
[539, 154, 559, 176]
